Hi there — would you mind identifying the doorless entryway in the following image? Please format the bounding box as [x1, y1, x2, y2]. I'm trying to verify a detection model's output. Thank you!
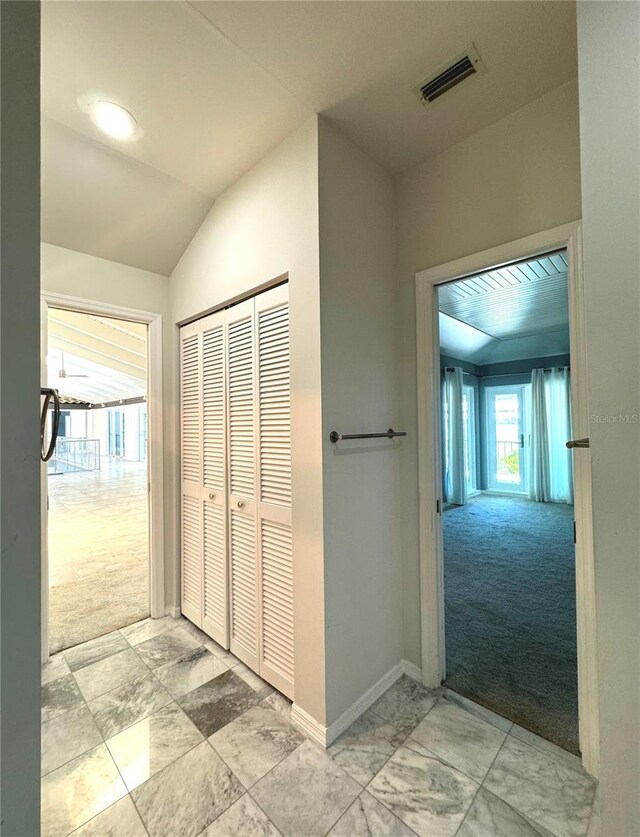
[45, 308, 149, 651]
[415, 223, 600, 776]
[41, 293, 165, 660]
[436, 252, 579, 751]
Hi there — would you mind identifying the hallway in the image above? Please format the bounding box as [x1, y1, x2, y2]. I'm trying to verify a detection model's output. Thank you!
[41, 616, 598, 837]
[48, 458, 149, 652]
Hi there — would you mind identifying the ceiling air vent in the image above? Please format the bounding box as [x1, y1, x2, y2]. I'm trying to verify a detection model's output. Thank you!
[412, 44, 485, 106]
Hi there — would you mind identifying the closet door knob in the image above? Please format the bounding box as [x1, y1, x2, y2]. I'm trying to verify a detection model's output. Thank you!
[237, 500, 245, 509]
[209, 492, 216, 500]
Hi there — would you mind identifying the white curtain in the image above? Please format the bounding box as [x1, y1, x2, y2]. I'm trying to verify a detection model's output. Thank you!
[442, 366, 467, 506]
[529, 367, 573, 504]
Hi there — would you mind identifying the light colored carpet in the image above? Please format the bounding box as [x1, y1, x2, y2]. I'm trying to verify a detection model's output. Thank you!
[48, 458, 149, 653]
[443, 493, 579, 754]
[49, 562, 148, 652]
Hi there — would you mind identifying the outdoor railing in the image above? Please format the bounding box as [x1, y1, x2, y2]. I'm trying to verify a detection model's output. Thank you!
[48, 438, 101, 475]
[496, 439, 520, 482]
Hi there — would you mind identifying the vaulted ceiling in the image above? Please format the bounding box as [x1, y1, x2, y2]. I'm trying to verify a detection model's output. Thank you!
[41, 1, 577, 276]
[48, 309, 147, 404]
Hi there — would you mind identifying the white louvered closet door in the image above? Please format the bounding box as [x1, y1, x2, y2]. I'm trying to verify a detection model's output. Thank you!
[226, 299, 260, 671]
[255, 285, 293, 698]
[180, 285, 293, 697]
[201, 311, 228, 646]
[180, 324, 203, 628]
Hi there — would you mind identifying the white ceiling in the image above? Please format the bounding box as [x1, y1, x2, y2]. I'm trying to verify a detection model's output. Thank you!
[41, 1, 309, 196]
[42, 118, 214, 276]
[48, 309, 147, 404]
[438, 252, 570, 365]
[41, 1, 577, 275]
[195, 1, 577, 172]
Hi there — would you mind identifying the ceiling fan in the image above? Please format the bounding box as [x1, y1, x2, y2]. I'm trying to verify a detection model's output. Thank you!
[58, 352, 88, 379]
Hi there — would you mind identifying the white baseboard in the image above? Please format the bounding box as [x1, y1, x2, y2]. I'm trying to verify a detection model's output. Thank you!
[325, 662, 405, 746]
[292, 659, 423, 749]
[290, 704, 328, 747]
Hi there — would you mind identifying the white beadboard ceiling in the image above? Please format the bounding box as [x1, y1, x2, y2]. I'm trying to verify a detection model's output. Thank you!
[48, 309, 147, 405]
[41, 1, 577, 275]
[438, 251, 570, 364]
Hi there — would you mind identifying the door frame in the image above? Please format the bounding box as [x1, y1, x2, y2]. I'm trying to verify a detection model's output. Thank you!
[41, 292, 165, 661]
[415, 221, 599, 776]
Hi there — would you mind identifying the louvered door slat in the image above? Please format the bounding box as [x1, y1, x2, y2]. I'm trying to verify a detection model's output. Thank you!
[181, 333, 201, 485]
[228, 315, 255, 499]
[181, 312, 230, 643]
[181, 328, 203, 627]
[201, 316, 228, 645]
[256, 286, 293, 698]
[226, 300, 259, 670]
[182, 492, 202, 626]
[203, 502, 227, 643]
[258, 301, 291, 508]
[203, 324, 225, 492]
[230, 510, 257, 658]
[261, 519, 294, 686]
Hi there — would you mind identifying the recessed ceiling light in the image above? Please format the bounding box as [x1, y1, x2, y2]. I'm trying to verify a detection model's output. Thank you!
[77, 94, 140, 141]
[90, 101, 137, 140]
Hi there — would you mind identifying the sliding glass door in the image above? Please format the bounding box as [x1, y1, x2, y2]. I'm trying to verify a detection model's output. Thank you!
[486, 384, 529, 493]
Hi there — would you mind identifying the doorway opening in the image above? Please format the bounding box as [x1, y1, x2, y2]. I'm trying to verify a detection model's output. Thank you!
[416, 225, 599, 775]
[45, 307, 150, 652]
[438, 249, 578, 752]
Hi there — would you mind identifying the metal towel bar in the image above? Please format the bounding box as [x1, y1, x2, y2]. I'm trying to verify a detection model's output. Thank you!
[329, 428, 406, 443]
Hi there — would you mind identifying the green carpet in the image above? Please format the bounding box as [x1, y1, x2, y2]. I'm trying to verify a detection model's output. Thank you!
[443, 493, 579, 754]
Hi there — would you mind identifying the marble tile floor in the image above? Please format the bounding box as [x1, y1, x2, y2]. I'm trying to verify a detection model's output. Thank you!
[41, 616, 599, 837]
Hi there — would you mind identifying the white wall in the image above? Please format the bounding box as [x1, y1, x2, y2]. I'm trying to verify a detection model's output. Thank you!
[0, 2, 41, 831]
[318, 118, 402, 723]
[68, 409, 88, 439]
[395, 80, 583, 666]
[122, 404, 146, 462]
[40, 244, 176, 603]
[171, 114, 404, 730]
[41, 242, 171, 313]
[88, 408, 107, 454]
[42, 117, 213, 277]
[577, 4, 640, 833]
[170, 117, 327, 725]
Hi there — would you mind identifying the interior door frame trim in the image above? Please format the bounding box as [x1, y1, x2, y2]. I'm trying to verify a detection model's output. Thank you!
[41, 291, 165, 661]
[415, 221, 599, 777]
